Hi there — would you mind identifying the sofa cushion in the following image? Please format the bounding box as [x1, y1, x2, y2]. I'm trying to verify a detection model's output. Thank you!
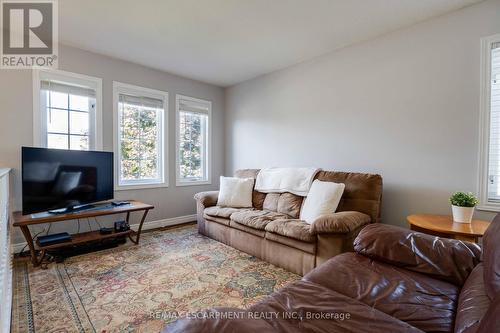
[277, 192, 303, 218]
[204, 206, 252, 219]
[303, 253, 459, 333]
[217, 176, 254, 208]
[265, 232, 316, 253]
[262, 193, 280, 211]
[229, 220, 265, 237]
[455, 264, 491, 333]
[203, 215, 231, 226]
[300, 180, 345, 223]
[252, 191, 266, 210]
[234, 169, 266, 209]
[354, 223, 481, 287]
[315, 171, 383, 223]
[265, 219, 315, 243]
[230, 210, 289, 231]
[249, 280, 424, 333]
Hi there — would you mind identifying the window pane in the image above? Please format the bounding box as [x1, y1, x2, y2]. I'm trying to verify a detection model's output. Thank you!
[141, 159, 158, 179]
[49, 91, 68, 109]
[118, 99, 163, 185]
[70, 111, 89, 135]
[120, 139, 141, 180]
[47, 133, 68, 149]
[179, 111, 207, 181]
[121, 159, 140, 181]
[70, 135, 89, 150]
[47, 108, 68, 133]
[40, 75, 98, 152]
[69, 95, 89, 111]
[488, 46, 500, 200]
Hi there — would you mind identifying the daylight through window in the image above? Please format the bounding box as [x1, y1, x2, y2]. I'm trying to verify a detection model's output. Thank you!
[115, 83, 167, 188]
[41, 81, 96, 150]
[176, 95, 211, 185]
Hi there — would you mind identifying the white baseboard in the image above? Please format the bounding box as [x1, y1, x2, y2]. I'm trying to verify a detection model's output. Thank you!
[129, 214, 196, 231]
[12, 214, 197, 254]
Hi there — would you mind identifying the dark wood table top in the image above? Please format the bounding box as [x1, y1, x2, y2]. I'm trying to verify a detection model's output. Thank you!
[13, 200, 154, 226]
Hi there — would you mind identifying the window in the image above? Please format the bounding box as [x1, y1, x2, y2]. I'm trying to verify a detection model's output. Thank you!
[176, 95, 211, 186]
[113, 82, 168, 190]
[33, 69, 102, 150]
[479, 34, 500, 210]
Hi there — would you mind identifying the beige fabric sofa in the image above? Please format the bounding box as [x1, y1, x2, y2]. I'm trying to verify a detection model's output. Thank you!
[194, 169, 383, 275]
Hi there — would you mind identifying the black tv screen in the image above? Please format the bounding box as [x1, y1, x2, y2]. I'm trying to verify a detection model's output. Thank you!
[22, 147, 114, 215]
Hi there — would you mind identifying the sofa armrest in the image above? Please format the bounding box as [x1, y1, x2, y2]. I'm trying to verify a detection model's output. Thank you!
[194, 191, 219, 208]
[353, 224, 482, 286]
[310, 211, 371, 235]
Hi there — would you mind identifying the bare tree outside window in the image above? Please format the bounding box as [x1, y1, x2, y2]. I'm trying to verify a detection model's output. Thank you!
[176, 95, 210, 185]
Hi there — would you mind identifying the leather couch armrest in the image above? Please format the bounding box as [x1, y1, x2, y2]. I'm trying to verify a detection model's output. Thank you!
[353, 223, 482, 286]
[310, 211, 371, 235]
[194, 191, 219, 208]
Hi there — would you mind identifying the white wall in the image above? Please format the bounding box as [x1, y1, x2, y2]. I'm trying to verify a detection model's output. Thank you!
[225, 0, 500, 226]
[0, 45, 225, 244]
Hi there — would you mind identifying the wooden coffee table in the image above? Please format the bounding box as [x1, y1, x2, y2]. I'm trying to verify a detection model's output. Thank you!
[406, 214, 490, 243]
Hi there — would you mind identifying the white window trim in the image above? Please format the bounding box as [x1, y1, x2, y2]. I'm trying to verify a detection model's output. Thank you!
[175, 94, 212, 187]
[113, 81, 169, 191]
[32, 69, 103, 150]
[478, 33, 500, 211]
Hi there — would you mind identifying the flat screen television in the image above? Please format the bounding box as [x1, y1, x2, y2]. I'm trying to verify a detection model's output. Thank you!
[22, 147, 114, 215]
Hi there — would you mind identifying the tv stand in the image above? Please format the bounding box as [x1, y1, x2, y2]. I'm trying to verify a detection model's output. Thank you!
[13, 200, 154, 267]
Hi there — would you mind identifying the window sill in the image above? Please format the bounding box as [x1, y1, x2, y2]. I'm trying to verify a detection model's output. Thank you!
[476, 204, 500, 212]
[176, 180, 211, 187]
[115, 182, 169, 191]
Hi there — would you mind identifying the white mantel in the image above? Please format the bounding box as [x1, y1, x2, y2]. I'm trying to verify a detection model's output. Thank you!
[0, 168, 12, 333]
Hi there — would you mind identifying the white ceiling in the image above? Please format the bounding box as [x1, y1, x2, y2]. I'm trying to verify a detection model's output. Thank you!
[59, 0, 482, 87]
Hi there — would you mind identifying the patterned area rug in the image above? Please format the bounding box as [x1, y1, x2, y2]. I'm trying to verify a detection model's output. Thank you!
[11, 225, 300, 333]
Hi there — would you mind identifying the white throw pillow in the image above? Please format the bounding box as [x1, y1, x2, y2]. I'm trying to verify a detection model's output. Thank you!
[300, 180, 345, 224]
[217, 176, 254, 208]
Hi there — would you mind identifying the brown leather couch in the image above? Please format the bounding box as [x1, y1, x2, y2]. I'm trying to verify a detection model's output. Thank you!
[194, 169, 383, 275]
[163, 214, 500, 333]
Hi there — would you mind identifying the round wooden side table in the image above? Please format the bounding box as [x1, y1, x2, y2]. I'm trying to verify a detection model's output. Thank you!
[406, 214, 490, 243]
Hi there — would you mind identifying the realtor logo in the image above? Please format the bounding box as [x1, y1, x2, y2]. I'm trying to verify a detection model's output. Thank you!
[1, 0, 58, 68]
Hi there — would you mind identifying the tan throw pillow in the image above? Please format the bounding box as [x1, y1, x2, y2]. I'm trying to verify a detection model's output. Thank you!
[217, 176, 254, 208]
[300, 180, 345, 224]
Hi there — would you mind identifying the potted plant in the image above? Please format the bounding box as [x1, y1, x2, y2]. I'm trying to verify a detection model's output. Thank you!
[450, 192, 479, 224]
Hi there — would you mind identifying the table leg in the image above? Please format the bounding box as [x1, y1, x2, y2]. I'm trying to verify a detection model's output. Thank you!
[20, 225, 39, 266]
[128, 209, 150, 244]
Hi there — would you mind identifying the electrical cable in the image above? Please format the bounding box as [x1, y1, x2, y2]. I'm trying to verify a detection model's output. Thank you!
[93, 217, 102, 229]
[19, 228, 46, 256]
[45, 222, 52, 235]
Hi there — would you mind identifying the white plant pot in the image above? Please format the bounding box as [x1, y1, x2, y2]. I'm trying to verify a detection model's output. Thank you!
[451, 205, 474, 224]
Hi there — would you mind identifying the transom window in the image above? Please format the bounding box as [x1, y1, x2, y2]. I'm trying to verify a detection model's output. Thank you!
[176, 95, 211, 186]
[34, 69, 102, 151]
[114, 82, 168, 189]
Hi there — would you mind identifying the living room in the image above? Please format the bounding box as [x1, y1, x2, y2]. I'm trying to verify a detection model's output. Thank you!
[0, 0, 499, 332]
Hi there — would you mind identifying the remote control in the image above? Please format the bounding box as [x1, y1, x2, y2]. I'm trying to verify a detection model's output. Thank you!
[111, 201, 130, 206]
